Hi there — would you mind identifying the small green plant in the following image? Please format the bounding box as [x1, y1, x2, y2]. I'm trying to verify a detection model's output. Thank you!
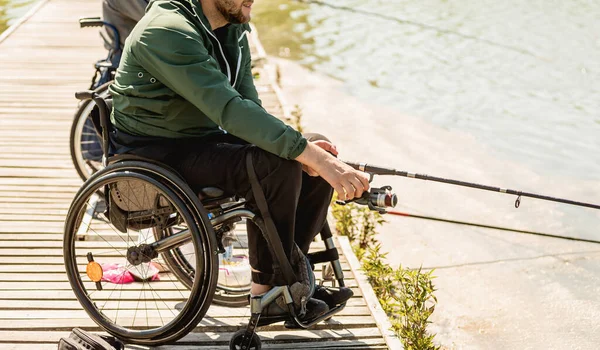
[363, 244, 439, 350]
[331, 200, 383, 260]
[332, 199, 439, 350]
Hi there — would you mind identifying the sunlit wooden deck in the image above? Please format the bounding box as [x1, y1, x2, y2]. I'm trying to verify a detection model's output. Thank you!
[0, 0, 397, 349]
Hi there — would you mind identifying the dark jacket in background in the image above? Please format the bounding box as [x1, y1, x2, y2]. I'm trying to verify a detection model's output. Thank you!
[101, 0, 149, 50]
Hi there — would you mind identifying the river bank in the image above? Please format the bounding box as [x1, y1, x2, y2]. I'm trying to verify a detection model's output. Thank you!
[271, 56, 600, 349]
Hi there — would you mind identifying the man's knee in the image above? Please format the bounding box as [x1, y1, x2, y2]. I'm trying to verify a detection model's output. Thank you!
[303, 132, 331, 143]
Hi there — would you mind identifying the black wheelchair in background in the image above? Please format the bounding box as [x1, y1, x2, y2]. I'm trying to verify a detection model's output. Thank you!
[69, 17, 119, 182]
[63, 91, 355, 349]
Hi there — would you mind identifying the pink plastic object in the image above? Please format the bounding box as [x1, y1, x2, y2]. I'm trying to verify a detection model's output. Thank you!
[101, 263, 134, 284]
[100, 262, 161, 284]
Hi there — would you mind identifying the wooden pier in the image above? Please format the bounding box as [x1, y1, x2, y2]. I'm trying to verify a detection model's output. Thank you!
[0, 0, 397, 349]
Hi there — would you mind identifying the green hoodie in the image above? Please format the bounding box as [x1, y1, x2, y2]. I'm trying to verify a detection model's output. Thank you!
[109, 0, 307, 159]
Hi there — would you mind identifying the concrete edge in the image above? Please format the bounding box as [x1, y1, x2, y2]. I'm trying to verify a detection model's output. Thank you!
[337, 235, 404, 350]
[248, 23, 294, 121]
[0, 0, 51, 44]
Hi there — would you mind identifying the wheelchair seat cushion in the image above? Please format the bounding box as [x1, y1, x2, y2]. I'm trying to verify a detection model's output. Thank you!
[198, 187, 225, 199]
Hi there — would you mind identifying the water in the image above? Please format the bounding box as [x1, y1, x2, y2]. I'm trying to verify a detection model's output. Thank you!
[0, 0, 37, 35]
[252, 0, 600, 181]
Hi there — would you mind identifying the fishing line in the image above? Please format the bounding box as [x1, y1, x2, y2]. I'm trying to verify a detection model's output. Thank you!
[387, 210, 600, 244]
[294, 0, 544, 60]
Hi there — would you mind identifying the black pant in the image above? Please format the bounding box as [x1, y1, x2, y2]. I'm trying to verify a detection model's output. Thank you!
[117, 132, 333, 286]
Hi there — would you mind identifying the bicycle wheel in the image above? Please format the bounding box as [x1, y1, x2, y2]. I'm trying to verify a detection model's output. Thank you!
[70, 81, 111, 182]
[158, 220, 252, 307]
[64, 170, 217, 345]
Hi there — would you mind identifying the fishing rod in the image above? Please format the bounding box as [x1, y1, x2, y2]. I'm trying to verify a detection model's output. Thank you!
[343, 161, 600, 211]
[337, 161, 600, 244]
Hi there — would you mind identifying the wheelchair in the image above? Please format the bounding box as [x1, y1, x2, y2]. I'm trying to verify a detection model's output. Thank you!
[64, 91, 352, 348]
[69, 17, 120, 182]
[69, 17, 252, 307]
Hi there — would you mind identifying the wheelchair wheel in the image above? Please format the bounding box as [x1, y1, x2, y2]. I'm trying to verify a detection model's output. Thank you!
[70, 81, 111, 182]
[213, 222, 252, 307]
[64, 169, 218, 345]
[229, 329, 261, 350]
[157, 221, 252, 307]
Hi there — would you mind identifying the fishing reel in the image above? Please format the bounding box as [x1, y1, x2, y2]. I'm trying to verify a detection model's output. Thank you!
[337, 185, 398, 214]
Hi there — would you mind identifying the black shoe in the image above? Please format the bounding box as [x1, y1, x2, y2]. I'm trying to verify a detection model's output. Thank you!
[312, 285, 354, 308]
[302, 297, 329, 320]
[283, 297, 329, 329]
[259, 296, 329, 328]
[260, 297, 329, 319]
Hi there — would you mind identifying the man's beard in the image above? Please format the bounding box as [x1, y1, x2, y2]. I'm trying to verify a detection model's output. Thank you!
[215, 0, 252, 24]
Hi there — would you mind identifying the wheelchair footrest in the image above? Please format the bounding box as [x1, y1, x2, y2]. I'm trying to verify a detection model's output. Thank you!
[256, 314, 290, 327]
[284, 302, 347, 329]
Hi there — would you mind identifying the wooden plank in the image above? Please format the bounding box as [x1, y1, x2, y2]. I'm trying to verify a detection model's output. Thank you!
[0, 197, 73, 204]
[0, 234, 65, 241]
[0, 168, 78, 178]
[0, 116, 72, 124]
[0, 184, 79, 192]
[0, 191, 75, 198]
[0, 85, 81, 93]
[0, 205, 70, 212]
[0, 327, 384, 341]
[0, 154, 70, 160]
[0, 317, 376, 335]
[0, 215, 66, 222]
[0, 211, 67, 217]
[0, 222, 65, 230]
[339, 237, 401, 349]
[0, 177, 81, 186]
[0, 147, 71, 156]
[0, 296, 366, 310]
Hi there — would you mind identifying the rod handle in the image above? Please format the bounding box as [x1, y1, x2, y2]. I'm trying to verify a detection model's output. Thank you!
[343, 161, 398, 175]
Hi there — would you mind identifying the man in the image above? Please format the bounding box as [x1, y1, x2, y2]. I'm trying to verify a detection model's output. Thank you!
[101, 0, 149, 50]
[109, 0, 369, 320]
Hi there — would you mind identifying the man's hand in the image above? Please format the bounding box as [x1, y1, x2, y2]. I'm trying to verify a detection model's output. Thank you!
[296, 142, 370, 200]
[312, 140, 338, 156]
[302, 140, 338, 176]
